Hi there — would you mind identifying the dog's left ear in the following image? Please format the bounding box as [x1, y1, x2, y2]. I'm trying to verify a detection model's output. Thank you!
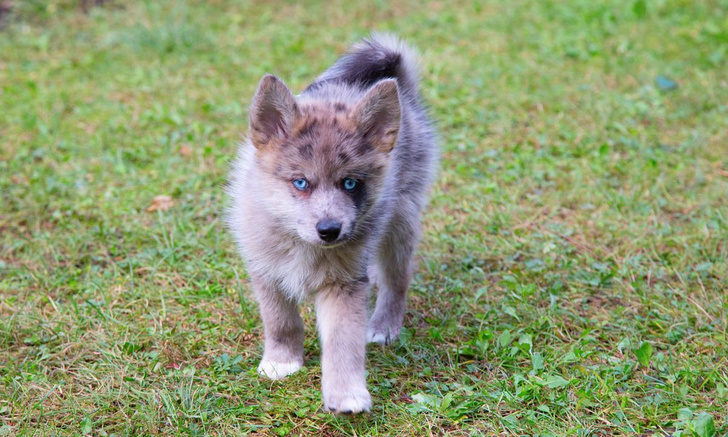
[351, 79, 401, 153]
[249, 74, 299, 149]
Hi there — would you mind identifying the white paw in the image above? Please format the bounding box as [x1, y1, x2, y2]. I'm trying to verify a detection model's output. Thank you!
[324, 389, 372, 414]
[257, 359, 302, 380]
[366, 330, 390, 345]
[366, 325, 400, 345]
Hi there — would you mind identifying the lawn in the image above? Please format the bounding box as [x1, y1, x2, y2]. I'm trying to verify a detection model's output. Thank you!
[1, 0, 727, 435]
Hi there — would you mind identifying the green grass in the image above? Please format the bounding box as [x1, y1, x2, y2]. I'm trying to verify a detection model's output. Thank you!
[1, 0, 727, 435]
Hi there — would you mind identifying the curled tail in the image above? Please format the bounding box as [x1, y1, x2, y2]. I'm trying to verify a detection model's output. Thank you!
[307, 33, 422, 97]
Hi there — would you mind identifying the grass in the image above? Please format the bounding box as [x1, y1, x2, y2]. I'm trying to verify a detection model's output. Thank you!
[1, 0, 727, 435]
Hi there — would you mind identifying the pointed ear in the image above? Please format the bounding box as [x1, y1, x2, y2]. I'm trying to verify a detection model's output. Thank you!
[351, 79, 401, 153]
[249, 74, 299, 148]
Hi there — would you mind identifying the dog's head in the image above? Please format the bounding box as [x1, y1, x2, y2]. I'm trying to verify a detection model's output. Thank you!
[247, 74, 400, 247]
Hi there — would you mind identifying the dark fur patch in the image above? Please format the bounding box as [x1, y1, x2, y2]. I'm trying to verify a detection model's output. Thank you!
[334, 102, 347, 112]
[299, 143, 313, 159]
[296, 119, 318, 137]
[351, 52, 402, 87]
[337, 152, 351, 164]
[346, 181, 367, 211]
[355, 139, 372, 157]
[304, 46, 403, 92]
[370, 164, 384, 174]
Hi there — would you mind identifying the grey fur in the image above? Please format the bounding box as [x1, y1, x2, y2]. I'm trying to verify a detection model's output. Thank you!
[226, 34, 438, 413]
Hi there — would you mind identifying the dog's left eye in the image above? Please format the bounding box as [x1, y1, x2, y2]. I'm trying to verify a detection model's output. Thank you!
[342, 178, 358, 191]
[292, 178, 309, 190]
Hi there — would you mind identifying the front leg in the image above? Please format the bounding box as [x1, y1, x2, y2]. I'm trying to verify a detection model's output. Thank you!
[252, 276, 304, 380]
[315, 279, 371, 413]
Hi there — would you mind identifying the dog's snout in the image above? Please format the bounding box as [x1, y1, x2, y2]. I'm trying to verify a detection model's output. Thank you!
[316, 219, 341, 242]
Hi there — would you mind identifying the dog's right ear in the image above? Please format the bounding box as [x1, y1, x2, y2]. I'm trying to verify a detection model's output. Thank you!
[249, 74, 299, 149]
[351, 79, 401, 154]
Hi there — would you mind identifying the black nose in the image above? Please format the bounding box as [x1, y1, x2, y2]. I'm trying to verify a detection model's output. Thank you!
[316, 219, 341, 242]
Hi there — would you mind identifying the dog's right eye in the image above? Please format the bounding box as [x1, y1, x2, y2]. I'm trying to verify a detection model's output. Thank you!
[292, 178, 309, 190]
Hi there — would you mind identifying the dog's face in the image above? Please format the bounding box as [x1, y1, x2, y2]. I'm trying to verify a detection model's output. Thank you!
[247, 75, 401, 247]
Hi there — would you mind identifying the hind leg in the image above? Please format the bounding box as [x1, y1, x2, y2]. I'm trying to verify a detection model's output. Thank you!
[367, 210, 420, 345]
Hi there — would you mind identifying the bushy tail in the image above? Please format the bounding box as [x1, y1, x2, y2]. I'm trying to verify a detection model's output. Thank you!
[308, 33, 421, 97]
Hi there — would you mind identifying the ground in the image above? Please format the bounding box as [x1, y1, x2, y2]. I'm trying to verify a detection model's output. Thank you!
[1, 0, 727, 435]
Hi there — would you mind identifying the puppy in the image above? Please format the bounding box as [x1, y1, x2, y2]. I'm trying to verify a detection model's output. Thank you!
[227, 34, 438, 413]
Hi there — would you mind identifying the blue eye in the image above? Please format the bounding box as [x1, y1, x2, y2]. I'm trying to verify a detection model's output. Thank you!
[342, 178, 358, 191]
[292, 178, 309, 190]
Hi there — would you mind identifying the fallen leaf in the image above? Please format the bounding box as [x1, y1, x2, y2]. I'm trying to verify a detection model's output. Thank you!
[146, 195, 174, 212]
[396, 394, 414, 404]
[10, 174, 27, 185]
